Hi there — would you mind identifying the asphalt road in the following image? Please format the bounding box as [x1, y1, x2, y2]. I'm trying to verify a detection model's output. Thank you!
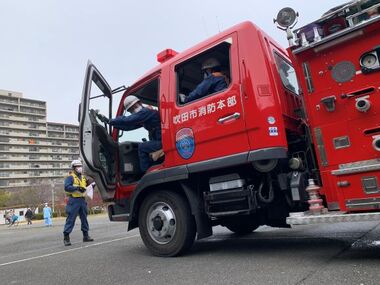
[0, 215, 379, 285]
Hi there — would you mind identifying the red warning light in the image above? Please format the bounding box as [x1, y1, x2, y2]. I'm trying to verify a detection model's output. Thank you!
[157, 49, 178, 63]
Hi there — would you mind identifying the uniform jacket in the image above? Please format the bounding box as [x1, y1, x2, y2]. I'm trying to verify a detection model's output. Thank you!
[109, 108, 161, 141]
[184, 74, 227, 103]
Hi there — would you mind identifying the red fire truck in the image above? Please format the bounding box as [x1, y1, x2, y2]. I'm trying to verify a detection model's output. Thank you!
[79, 0, 380, 256]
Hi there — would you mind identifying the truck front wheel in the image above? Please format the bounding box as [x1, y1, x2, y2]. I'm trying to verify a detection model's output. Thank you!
[138, 190, 196, 257]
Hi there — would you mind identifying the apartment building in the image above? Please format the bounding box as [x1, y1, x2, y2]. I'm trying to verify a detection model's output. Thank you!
[0, 89, 79, 190]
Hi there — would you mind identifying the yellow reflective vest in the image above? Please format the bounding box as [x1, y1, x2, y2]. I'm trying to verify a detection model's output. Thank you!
[66, 172, 87, 198]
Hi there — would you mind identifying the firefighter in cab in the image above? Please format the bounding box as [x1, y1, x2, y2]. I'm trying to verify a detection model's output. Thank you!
[63, 159, 94, 246]
[108, 95, 162, 172]
[180, 58, 228, 103]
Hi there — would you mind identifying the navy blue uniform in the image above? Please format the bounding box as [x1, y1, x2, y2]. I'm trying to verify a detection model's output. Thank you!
[63, 174, 89, 236]
[184, 74, 227, 103]
[110, 108, 162, 171]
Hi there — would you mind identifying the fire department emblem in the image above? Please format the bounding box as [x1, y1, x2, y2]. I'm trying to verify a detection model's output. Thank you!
[176, 128, 195, 159]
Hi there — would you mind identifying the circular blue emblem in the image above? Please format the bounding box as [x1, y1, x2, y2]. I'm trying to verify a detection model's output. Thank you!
[176, 128, 195, 159]
[267, 116, 276, 125]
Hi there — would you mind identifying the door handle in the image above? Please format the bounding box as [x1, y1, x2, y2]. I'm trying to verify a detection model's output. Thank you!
[218, 112, 240, 124]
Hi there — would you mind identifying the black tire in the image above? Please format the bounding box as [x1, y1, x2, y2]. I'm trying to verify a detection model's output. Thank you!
[138, 190, 196, 257]
[223, 216, 260, 235]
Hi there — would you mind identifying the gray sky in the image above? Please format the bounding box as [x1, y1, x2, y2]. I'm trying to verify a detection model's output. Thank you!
[0, 0, 345, 125]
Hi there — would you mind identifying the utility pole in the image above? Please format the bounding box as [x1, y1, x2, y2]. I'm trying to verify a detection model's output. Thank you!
[51, 183, 55, 213]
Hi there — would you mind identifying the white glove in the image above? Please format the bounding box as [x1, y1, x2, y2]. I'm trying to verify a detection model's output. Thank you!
[179, 93, 186, 103]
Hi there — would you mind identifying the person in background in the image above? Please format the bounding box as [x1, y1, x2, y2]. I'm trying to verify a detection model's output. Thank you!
[43, 203, 52, 227]
[25, 208, 33, 225]
[180, 58, 228, 103]
[8, 210, 19, 227]
[4, 210, 11, 225]
[63, 159, 94, 246]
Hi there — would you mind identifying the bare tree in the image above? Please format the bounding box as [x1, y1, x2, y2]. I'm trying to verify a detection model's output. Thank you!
[0, 190, 10, 207]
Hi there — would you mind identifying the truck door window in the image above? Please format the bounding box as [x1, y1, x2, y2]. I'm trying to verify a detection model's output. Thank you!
[274, 53, 300, 95]
[176, 40, 231, 105]
[87, 79, 114, 180]
[118, 78, 160, 143]
[88, 81, 111, 128]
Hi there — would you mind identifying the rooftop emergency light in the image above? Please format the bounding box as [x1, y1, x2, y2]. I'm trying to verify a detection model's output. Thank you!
[157, 49, 178, 63]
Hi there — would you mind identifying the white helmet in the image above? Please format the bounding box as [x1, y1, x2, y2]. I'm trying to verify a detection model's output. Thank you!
[202, 58, 221, 70]
[123, 95, 140, 111]
[71, 159, 82, 168]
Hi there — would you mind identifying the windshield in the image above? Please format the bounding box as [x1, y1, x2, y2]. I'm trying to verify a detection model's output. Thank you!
[274, 53, 300, 95]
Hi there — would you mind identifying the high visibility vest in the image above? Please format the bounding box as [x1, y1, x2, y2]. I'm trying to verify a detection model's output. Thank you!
[66, 172, 87, 198]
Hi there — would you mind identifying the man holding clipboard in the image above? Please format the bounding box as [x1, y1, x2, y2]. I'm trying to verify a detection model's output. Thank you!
[63, 159, 95, 246]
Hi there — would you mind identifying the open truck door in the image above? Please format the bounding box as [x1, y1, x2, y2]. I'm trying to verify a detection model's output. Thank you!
[79, 61, 117, 202]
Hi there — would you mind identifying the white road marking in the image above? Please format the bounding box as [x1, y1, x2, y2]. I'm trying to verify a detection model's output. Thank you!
[0, 234, 139, 268]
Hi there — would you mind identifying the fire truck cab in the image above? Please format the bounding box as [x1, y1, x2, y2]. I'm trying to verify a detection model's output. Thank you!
[79, 0, 380, 257]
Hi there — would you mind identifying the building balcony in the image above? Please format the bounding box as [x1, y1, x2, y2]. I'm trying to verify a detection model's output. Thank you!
[0, 156, 74, 162]
[0, 125, 47, 132]
[0, 115, 47, 124]
[0, 99, 18, 106]
[19, 103, 46, 110]
[0, 106, 18, 112]
[47, 129, 65, 133]
[0, 173, 69, 180]
[0, 133, 78, 141]
[0, 165, 70, 171]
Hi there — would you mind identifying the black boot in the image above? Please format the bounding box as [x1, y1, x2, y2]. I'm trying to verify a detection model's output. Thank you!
[83, 233, 94, 242]
[63, 234, 71, 246]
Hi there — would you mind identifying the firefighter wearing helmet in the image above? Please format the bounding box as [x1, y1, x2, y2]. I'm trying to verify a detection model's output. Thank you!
[180, 57, 228, 103]
[63, 159, 94, 246]
[108, 95, 162, 172]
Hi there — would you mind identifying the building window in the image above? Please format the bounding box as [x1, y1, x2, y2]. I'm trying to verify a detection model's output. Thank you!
[0, 137, 10, 142]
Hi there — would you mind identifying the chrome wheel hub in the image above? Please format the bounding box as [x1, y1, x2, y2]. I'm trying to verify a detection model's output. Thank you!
[146, 202, 176, 244]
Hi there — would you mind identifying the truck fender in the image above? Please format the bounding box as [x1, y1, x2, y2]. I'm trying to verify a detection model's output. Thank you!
[180, 182, 213, 240]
